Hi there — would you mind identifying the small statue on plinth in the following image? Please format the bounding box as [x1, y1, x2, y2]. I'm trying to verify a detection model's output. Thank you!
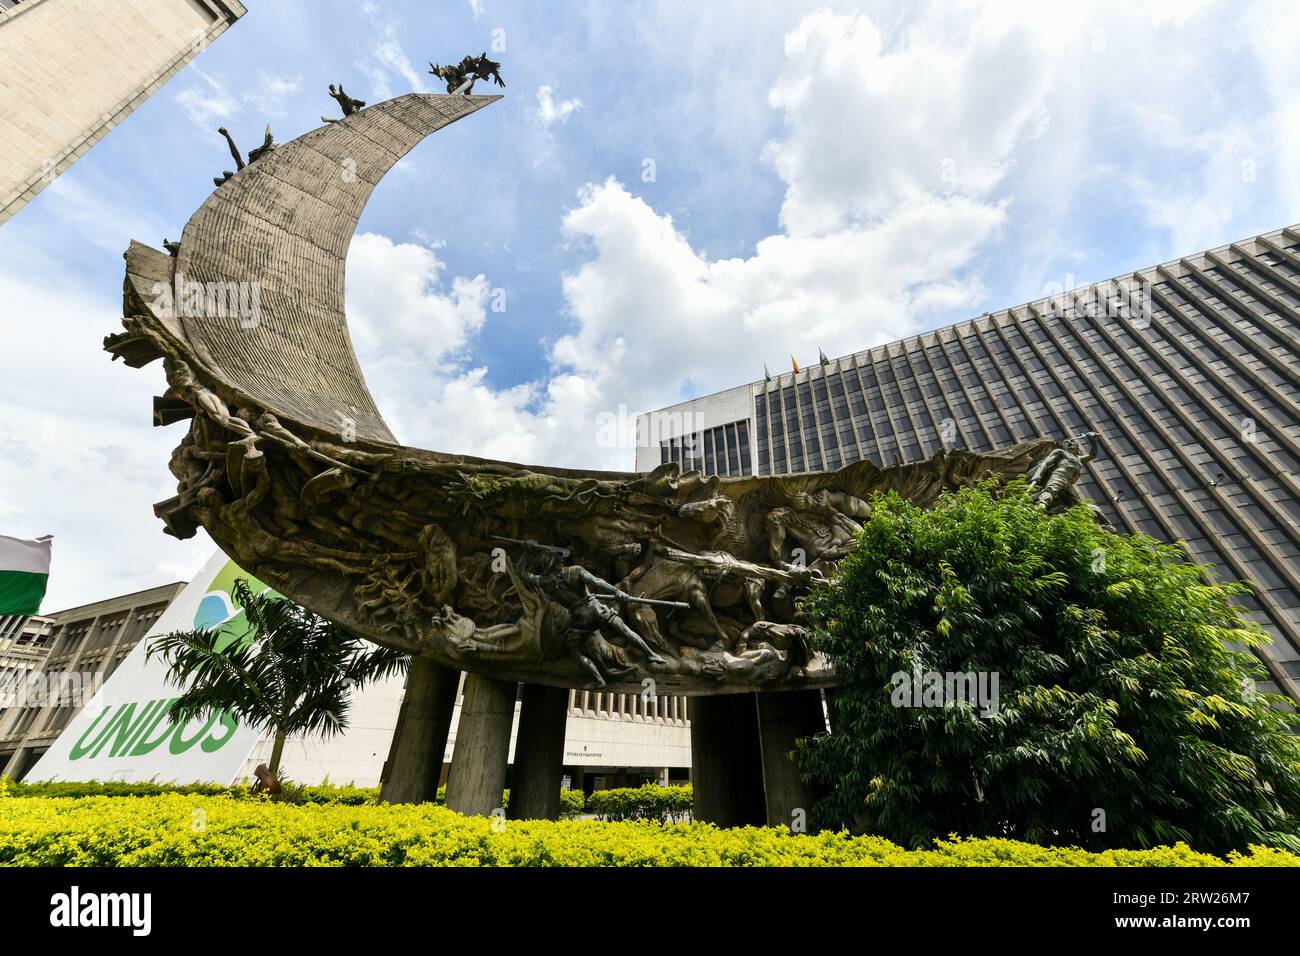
[251, 763, 282, 795]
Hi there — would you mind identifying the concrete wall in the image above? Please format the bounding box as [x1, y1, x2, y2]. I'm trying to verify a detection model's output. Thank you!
[0, 0, 246, 225]
[255, 675, 692, 789]
[634, 383, 755, 472]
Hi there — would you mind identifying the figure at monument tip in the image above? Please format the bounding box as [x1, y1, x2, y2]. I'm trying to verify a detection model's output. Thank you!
[427, 52, 505, 94]
[1027, 431, 1100, 510]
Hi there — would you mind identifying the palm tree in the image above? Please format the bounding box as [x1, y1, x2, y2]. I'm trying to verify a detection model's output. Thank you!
[148, 579, 408, 777]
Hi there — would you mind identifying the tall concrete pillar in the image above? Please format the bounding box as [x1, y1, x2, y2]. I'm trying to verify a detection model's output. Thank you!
[507, 683, 569, 820]
[756, 689, 827, 829]
[1, 747, 28, 780]
[445, 674, 517, 817]
[689, 693, 765, 827]
[379, 656, 460, 804]
[823, 687, 842, 732]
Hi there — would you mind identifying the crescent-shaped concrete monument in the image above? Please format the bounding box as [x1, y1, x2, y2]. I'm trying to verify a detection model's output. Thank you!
[106, 92, 1060, 701]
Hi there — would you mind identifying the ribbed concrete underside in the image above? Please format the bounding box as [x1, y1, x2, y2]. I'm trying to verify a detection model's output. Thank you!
[174, 93, 500, 445]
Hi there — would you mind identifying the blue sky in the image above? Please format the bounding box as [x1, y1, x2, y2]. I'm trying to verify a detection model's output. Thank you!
[2, 0, 1299, 610]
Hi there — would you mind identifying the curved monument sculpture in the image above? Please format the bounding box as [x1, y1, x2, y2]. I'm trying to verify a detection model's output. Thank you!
[106, 93, 1062, 698]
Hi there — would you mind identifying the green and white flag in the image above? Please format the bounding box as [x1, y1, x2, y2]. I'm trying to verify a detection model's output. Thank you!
[0, 534, 52, 615]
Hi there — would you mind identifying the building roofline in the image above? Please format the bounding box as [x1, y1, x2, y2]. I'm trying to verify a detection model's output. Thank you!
[44, 580, 188, 619]
[660, 221, 1300, 398]
[642, 382, 755, 419]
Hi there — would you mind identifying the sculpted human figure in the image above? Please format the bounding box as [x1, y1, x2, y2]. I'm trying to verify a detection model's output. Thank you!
[194, 472, 368, 580]
[678, 495, 734, 526]
[163, 358, 263, 494]
[427, 551, 574, 670]
[418, 524, 458, 604]
[166, 361, 258, 463]
[514, 551, 667, 687]
[164, 358, 254, 439]
[247, 124, 277, 163]
[1027, 432, 1099, 510]
[766, 489, 871, 567]
[322, 83, 366, 122]
[214, 124, 276, 185]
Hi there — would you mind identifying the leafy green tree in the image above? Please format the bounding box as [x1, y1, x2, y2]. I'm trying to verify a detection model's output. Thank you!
[149, 579, 407, 776]
[798, 482, 1300, 854]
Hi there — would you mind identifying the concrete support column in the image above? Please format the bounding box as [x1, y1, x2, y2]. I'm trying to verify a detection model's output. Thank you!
[445, 674, 517, 817]
[823, 688, 841, 733]
[379, 656, 460, 804]
[689, 692, 765, 827]
[508, 683, 569, 820]
[756, 689, 827, 829]
[1, 746, 27, 780]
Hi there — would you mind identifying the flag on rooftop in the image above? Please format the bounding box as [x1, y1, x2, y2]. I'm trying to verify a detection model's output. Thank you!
[819, 347, 831, 367]
[791, 354, 800, 374]
[0, 534, 52, 616]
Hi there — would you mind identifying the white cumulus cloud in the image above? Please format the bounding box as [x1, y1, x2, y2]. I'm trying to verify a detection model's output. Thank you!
[535, 86, 584, 127]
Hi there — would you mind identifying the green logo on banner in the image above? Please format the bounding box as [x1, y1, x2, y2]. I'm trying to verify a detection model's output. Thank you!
[69, 560, 268, 762]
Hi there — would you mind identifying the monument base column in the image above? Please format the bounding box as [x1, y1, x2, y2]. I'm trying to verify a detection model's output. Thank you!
[756, 689, 827, 830]
[689, 693, 765, 827]
[445, 674, 517, 817]
[508, 684, 569, 820]
[379, 657, 460, 804]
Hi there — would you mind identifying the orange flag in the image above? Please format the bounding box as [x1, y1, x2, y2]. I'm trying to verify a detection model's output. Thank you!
[791, 354, 800, 374]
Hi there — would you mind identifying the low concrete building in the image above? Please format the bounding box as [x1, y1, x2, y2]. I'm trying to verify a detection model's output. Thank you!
[252, 675, 691, 795]
[0, 582, 186, 779]
[0, 613, 56, 730]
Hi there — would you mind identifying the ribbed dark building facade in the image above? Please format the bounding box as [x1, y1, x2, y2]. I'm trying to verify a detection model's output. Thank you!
[639, 224, 1300, 700]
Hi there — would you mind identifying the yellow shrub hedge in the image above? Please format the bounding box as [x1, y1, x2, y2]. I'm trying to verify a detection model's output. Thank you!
[1, 795, 1297, 866]
[4, 779, 585, 817]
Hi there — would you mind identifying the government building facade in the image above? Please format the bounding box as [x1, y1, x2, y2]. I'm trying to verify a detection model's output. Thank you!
[637, 224, 1300, 702]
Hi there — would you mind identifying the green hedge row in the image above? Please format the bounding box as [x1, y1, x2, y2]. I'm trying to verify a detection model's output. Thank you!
[430, 786, 586, 818]
[587, 784, 693, 822]
[1, 777, 381, 805]
[2, 778, 587, 817]
[2, 795, 1295, 866]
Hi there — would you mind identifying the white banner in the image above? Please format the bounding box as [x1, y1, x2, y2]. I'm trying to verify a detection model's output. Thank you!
[27, 552, 268, 784]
